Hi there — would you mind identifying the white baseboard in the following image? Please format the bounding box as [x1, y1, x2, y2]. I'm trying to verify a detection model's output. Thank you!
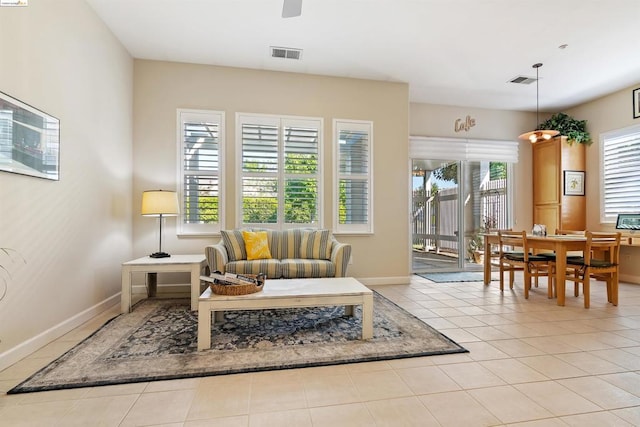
[0, 294, 120, 372]
[357, 276, 411, 286]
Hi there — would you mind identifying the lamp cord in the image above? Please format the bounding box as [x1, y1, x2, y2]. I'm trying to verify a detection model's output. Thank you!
[536, 65, 540, 129]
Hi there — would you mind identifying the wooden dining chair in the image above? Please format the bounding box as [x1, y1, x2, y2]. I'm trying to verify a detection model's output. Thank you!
[497, 230, 552, 299]
[542, 229, 586, 297]
[559, 231, 621, 308]
[487, 228, 512, 266]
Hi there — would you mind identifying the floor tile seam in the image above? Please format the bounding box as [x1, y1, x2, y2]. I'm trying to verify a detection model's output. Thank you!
[463, 384, 552, 425]
[475, 359, 552, 382]
[299, 378, 355, 409]
[390, 365, 463, 398]
[363, 393, 443, 424]
[65, 394, 138, 426]
[556, 375, 640, 411]
[511, 378, 614, 414]
[596, 372, 640, 396]
[427, 362, 508, 391]
[585, 348, 640, 372]
[513, 354, 590, 379]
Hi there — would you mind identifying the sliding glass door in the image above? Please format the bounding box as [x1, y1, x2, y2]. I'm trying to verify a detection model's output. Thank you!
[412, 159, 510, 273]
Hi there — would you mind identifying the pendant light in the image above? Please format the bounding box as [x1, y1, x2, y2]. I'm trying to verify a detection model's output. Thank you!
[518, 63, 559, 143]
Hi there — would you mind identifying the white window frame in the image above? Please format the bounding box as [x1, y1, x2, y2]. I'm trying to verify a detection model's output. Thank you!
[600, 123, 640, 224]
[176, 109, 225, 235]
[236, 113, 323, 229]
[333, 119, 374, 235]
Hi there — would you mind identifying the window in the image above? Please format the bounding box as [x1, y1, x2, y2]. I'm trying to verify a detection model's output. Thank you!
[601, 124, 640, 223]
[334, 120, 373, 234]
[177, 109, 224, 235]
[237, 114, 322, 228]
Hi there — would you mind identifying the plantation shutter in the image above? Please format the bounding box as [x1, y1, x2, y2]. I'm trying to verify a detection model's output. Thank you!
[283, 122, 319, 224]
[241, 120, 279, 224]
[335, 120, 373, 234]
[602, 126, 640, 221]
[178, 110, 224, 235]
[238, 114, 323, 227]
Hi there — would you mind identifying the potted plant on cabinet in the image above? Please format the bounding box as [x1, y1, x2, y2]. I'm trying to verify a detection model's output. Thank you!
[538, 112, 592, 145]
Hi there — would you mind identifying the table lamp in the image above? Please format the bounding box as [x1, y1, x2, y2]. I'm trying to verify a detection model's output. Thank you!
[141, 190, 179, 258]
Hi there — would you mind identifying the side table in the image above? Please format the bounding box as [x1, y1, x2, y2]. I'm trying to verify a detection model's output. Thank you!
[121, 254, 207, 313]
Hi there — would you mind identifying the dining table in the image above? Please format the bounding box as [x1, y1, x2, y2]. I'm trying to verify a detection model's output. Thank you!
[483, 233, 588, 306]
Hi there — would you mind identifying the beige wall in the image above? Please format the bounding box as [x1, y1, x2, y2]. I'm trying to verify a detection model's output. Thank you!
[409, 103, 538, 231]
[567, 83, 640, 282]
[0, 0, 133, 368]
[133, 60, 410, 284]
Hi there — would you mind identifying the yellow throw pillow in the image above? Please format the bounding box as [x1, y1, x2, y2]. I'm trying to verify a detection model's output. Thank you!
[241, 231, 272, 260]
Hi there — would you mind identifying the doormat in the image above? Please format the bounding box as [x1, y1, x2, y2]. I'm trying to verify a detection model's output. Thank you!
[9, 292, 467, 394]
[417, 272, 488, 283]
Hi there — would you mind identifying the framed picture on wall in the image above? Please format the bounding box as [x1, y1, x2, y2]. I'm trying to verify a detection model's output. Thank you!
[564, 170, 585, 196]
[633, 87, 640, 119]
[0, 91, 60, 180]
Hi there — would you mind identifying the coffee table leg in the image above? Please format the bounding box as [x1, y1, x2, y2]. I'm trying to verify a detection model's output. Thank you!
[345, 305, 354, 316]
[198, 305, 211, 351]
[121, 267, 132, 313]
[361, 294, 373, 339]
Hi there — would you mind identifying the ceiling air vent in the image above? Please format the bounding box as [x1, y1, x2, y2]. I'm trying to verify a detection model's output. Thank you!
[270, 46, 303, 60]
[509, 75, 537, 85]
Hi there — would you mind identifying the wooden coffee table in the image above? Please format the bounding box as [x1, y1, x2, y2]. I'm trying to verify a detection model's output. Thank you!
[197, 277, 374, 351]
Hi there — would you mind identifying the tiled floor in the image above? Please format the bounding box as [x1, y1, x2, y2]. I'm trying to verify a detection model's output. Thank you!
[1, 274, 639, 426]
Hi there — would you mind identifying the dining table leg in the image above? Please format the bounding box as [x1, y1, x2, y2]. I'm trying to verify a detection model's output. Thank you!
[555, 242, 567, 306]
[483, 234, 491, 285]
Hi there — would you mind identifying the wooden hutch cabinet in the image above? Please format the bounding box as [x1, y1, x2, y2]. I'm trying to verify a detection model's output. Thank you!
[532, 136, 586, 232]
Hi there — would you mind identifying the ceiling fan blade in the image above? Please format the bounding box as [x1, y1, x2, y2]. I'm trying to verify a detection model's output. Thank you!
[282, 0, 302, 18]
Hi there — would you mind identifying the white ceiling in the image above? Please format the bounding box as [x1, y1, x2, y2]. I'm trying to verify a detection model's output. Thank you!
[86, 0, 640, 112]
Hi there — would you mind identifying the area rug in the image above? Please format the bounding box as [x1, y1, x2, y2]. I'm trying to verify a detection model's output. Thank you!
[9, 292, 466, 394]
[417, 272, 488, 283]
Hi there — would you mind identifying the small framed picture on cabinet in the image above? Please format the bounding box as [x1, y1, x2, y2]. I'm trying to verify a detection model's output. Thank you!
[564, 170, 585, 196]
[633, 87, 640, 119]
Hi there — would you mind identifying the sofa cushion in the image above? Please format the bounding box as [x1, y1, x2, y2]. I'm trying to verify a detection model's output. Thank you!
[300, 229, 332, 260]
[221, 230, 247, 261]
[225, 259, 281, 279]
[280, 259, 336, 278]
[242, 230, 272, 260]
[278, 229, 303, 259]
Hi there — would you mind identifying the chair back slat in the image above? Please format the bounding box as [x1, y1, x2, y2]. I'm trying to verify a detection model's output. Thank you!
[584, 231, 621, 266]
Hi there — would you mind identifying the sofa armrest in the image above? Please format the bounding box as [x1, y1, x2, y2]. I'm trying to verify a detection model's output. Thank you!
[330, 238, 352, 277]
[204, 242, 229, 274]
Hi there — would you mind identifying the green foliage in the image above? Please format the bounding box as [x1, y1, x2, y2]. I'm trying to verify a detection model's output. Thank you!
[539, 112, 592, 145]
[243, 197, 278, 223]
[285, 178, 317, 223]
[490, 163, 506, 180]
[433, 162, 458, 183]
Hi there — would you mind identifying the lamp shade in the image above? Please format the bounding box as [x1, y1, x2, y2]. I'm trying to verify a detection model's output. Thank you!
[141, 190, 179, 216]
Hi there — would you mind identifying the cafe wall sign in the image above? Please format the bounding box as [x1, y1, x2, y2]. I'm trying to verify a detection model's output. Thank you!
[454, 115, 476, 132]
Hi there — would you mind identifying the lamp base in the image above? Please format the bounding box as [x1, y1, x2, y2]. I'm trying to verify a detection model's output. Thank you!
[149, 252, 171, 258]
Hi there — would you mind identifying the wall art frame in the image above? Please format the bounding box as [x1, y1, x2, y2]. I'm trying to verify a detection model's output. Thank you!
[0, 91, 60, 180]
[564, 170, 585, 196]
[633, 87, 640, 119]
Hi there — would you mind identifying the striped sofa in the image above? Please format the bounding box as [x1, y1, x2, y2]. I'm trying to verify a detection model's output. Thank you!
[204, 228, 352, 279]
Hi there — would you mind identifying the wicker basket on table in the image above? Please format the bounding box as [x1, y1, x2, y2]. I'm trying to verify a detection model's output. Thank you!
[209, 272, 266, 296]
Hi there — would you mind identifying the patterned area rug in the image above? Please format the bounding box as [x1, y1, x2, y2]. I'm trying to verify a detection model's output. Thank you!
[9, 292, 466, 394]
